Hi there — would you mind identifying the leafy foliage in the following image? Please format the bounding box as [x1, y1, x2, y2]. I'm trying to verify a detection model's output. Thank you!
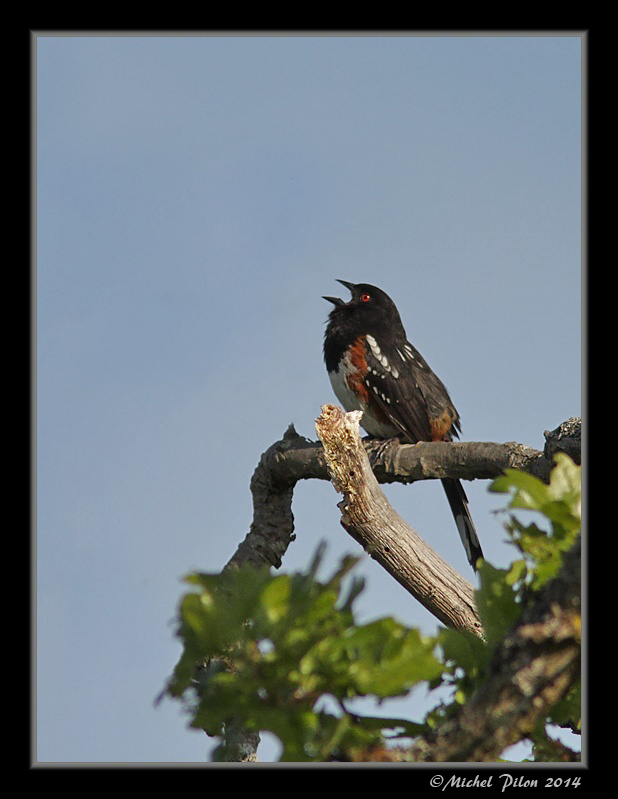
[163, 455, 581, 762]
[434, 453, 582, 745]
[490, 452, 581, 590]
[164, 544, 440, 761]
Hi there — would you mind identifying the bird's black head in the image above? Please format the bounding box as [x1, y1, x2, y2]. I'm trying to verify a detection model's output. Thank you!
[323, 280, 405, 336]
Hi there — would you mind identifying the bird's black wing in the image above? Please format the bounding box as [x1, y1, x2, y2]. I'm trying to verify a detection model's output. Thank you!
[362, 333, 457, 443]
[362, 334, 483, 571]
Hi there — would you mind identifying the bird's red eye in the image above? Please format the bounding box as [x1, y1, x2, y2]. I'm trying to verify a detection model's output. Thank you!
[361, 293, 371, 302]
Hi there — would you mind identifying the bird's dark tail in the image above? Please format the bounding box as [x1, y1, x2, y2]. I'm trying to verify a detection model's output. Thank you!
[441, 478, 484, 571]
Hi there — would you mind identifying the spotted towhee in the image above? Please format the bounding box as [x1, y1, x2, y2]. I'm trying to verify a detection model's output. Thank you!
[323, 280, 484, 571]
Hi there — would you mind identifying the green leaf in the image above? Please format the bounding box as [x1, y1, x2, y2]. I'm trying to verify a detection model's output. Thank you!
[438, 627, 489, 679]
[491, 469, 550, 509]
[549, 679, 581, 732]
[490, 455, 581, 589]
[259, 576, 291, 624]
[476, 561, 521, 650]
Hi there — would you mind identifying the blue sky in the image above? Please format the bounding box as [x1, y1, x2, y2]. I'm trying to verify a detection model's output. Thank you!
[35, 33, 582, 764]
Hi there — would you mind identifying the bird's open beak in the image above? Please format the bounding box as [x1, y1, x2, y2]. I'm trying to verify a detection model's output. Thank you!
[322, 280, 355, 306]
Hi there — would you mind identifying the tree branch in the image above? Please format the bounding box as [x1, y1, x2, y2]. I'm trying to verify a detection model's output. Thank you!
[315, 404, 483, 638]
[225, 415, 580, 574]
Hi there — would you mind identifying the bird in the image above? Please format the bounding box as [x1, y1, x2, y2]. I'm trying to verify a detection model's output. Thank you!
[322, 279, 483, 571]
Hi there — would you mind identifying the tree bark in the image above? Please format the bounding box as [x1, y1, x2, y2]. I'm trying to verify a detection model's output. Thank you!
[315, 404, 483, 638]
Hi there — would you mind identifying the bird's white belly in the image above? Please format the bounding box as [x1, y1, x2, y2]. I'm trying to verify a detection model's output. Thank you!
[328, 366, 363, 414]
[328, 357, 398, 438]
